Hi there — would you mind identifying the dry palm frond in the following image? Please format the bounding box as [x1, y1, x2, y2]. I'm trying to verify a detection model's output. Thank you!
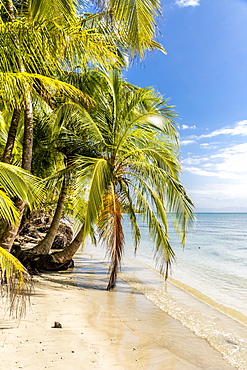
[98, 186, 124, 290]
[0, 247, 32, 318]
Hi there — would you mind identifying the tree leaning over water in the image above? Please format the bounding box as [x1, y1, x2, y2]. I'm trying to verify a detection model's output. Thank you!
[64, 70, 194, 289]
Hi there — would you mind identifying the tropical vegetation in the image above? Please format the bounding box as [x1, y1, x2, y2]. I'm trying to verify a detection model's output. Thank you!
[0, 0, 194, 299]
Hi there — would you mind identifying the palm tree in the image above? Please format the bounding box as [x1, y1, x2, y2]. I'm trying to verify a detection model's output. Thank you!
[51, 70, 194, 289]
[26, 99, 96, 256]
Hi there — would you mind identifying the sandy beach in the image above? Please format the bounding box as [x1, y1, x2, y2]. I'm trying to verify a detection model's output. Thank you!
[1, 246, 239, 370]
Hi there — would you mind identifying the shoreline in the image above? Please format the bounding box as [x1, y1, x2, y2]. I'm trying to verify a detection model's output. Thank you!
[1, 248, 240, 369]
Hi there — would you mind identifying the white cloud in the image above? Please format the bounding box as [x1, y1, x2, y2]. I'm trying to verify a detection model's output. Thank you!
[212, 143, 247, 175]
[180, 124, 197, 130]
[181, 120, 247, 211]
[183, 142, 247, 180]
[182, 157, 208, 165]
[180, 140, 196, 145]
[183, 166, 224, 177]
[200, 142, 219, 150]
[199, 120, 247, 139]
[175, 0, 200, 7]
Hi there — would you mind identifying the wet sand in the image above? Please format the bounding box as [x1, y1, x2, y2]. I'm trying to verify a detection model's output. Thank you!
[0, 250, 236, 369]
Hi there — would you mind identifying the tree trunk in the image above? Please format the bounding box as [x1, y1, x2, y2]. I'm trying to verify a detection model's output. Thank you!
[13, 225, 84, 273]
[22, 91, 33, 172]
[2, 108, 21, 163]
[30, 177, 68, 255]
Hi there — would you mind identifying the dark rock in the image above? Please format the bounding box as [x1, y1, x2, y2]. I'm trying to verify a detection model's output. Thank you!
[51, 223, 73, 249]
[51, 234, 67, 249]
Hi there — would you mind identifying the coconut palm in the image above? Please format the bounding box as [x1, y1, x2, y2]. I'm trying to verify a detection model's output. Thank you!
[51, 70, 194, 289]
[24, 98, 94, 256]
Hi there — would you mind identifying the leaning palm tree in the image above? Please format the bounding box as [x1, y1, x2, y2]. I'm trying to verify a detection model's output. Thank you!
[52, 70, 194, 289]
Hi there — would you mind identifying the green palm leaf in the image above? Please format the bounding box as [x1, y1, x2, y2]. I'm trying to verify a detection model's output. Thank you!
[0, 246, 32, 318]
[0, 162, 44, 209]
[97, 0, 166, 57]
[0, 189, 19, 225]
[77, 157, 112, 236]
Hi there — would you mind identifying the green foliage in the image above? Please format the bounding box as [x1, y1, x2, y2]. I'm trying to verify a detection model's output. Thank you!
[0, 162, 44, 224]
[0, 246, 32, 318]
[0, 0, 194, 292]
[70, 70, 194, 286]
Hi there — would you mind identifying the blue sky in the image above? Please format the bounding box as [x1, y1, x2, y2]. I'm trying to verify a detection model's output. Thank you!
[125, 0, 247, 212]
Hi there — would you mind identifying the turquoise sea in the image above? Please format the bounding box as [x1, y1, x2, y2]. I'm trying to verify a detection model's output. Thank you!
[123, 213, 247, 318]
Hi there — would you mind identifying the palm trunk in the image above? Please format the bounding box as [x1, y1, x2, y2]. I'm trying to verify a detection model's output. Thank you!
[1, 94, 33, 251]
[30, 177, 68, 255]
[2, 108, 21, 163]
[22, 91, 33, 172]
[51, 225, 84, 264]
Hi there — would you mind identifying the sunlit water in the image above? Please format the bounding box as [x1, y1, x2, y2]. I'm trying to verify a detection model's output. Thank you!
[123, 213, 247, 318]
[76, 213, 247, 369]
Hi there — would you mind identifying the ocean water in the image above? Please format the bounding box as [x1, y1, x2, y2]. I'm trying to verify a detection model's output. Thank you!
[79, 213, 247, 369]
[123, 213, 247, 318]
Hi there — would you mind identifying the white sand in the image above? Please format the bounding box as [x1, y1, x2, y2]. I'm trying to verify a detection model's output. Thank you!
[0, 253, 235, 370]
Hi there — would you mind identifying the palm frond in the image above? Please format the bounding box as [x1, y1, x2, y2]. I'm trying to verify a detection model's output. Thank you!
[126, 158, 194, 246]
[0, 246, 32, 318]
[0, 162, 44, 209]
[97, 0, 166, 58]
[126, 179, 175, 277]
[0, 72, 94, 110]
[82, 157, 112, 236]
[29, 0, 77, 24]
[0, 189, 19, 226]
[163, 174, 195, 245]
